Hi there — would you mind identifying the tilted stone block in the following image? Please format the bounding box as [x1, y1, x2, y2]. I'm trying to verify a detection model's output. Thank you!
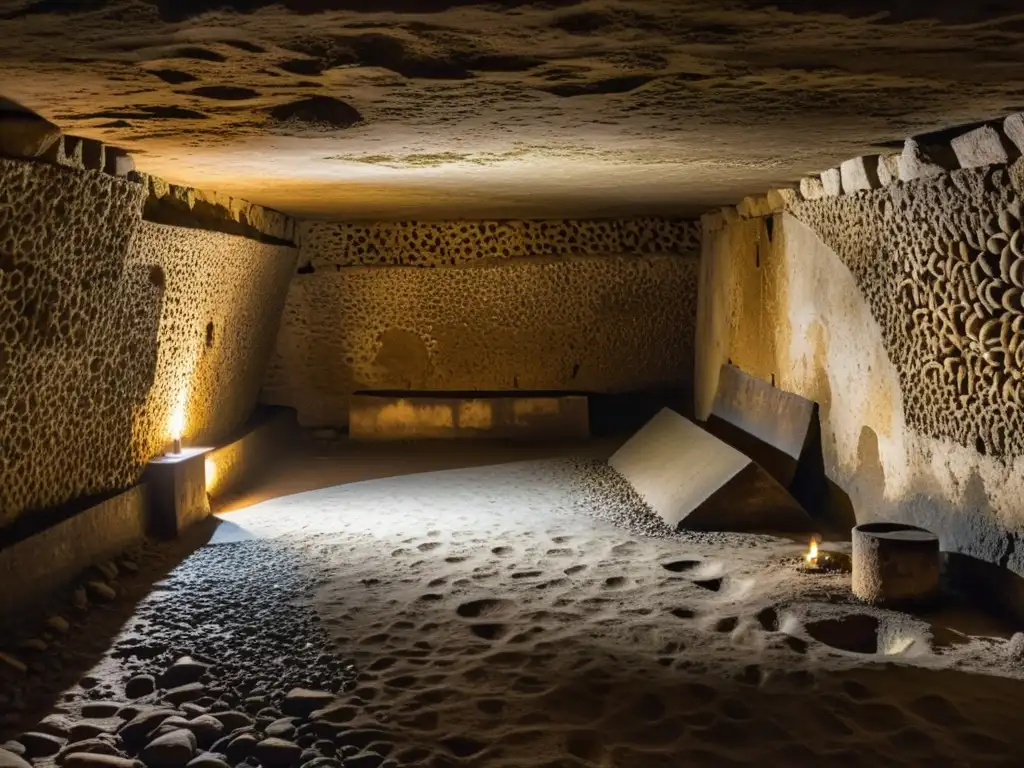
[737, 195, 771, 218]
[877, 153, 901, 186]
[821, 167, 842, 197]
[799, 176, 825, 200]
[898, 137, 958, 182]
[104, 146, 136, 177]
[840, 155, 881, 193]
[951, 124, 1017, 168]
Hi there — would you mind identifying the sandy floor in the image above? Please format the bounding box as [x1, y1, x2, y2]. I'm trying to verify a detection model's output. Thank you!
[2, 2, 1024, 218]
[218, 447, 1024, 767]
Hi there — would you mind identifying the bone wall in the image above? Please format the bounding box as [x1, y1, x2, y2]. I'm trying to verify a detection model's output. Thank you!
[264, 224, 699, 427]
[696, 163, 1024, 593]
[0, 158, 296, 527]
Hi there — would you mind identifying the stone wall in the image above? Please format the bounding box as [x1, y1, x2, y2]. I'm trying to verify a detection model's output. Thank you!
[0, 157, 296, 527]
[696, 161, 1024, 589]
[265, 218, 699, 426]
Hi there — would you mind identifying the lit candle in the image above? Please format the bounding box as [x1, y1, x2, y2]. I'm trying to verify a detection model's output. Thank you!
[805, 537, 819, 567]
[168, 401, 185, 455]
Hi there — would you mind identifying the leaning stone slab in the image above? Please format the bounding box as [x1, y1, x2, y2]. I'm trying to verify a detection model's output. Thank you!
[1004, 113, 1024, 155]
[951, 124, 1016, 168]
[840, 155, 881, 193]
[0, 113, 61, 161]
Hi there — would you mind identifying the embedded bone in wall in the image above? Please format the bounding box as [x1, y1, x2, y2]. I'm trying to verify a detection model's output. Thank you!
[0, 157, 297, 526]
[792, 161, 1024, 458]
[297, 217, 701, 268]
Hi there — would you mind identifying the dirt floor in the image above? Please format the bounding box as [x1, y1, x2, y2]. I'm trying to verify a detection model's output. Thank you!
[3, 2, 1024, 218]
[4, 439, 1024, 768]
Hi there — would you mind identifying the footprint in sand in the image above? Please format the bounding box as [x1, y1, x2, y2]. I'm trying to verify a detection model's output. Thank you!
[662, 559, 701, 573]
[693, 577, 724, 591]
[417, 541, 442, 552]
[469, 623, 511, 641]
[603, 576, 629, 589]
[551, 535, 573, 544]
[545, 547, 574, 557]
[511, 570, 544, 579]
[714, 616, 739, 632]
[670, 607, 696, 619]
[444, 555, 468, 564]
[611, 540, 640, 556]
[492, 546, 514, 556]
[564, 564, 587, 575]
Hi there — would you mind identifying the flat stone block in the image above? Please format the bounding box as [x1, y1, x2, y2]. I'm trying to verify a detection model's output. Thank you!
[103, 146, 136, 177]
[840, 155, 881, 193]
[144, 447, 213, 539]
[349, 394, 589, 440]
[852, 522, 939, 608]
[821, 168, 842, 197]
[204, 407, 298, 501]
[951, 124, 1015, 168]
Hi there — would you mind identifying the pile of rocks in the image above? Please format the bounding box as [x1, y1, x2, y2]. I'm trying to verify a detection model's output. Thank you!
[1, 541, 393, 768]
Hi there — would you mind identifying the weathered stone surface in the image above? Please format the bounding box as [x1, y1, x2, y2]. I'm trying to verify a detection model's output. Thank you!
[182, 717, 223, 749]
[82, 703, 121, 719]
[840, 156, 881, 193]
[86, 581, 116, 602]
[56, 739, 124, 764]
[736, 195, 771, 218]
[184, 756, 228, 768]
[951, 124, 1015, 168]
[209, 712, 251, 732]
[799, 176, 825, 200]
[164, 684, 205, 706]
[898, 138, 958, 181]
[766, 187, 798, 211]
[821, 168, 842, 197]
[119, 710, 180, 749]
[141, 731, 196, 768]
[876, 153, 901, 186]
[1005, 113, 1024, 154]
[264, 719, 296, 740]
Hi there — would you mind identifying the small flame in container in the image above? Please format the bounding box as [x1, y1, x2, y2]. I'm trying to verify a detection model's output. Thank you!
[805, 537, 819, 566]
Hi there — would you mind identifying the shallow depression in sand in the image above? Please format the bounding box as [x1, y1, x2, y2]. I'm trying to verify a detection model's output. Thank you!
[219, 456, 1024, 766]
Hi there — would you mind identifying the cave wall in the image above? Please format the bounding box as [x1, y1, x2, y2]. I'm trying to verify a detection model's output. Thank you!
[0, 157, 296, 527]
[696, 160, 1024, 584]
[263, 218, 700, 426]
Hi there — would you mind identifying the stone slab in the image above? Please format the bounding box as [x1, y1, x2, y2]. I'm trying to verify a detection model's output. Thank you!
[840, 156, 881, 193]
[145, 448, 213, 539]
[349, 394, 589, 440]
[821, 168, 842, 197]
[951, 125, 1015, 168]
[0, 487, 146, 617]
[609, 408, 813, 532]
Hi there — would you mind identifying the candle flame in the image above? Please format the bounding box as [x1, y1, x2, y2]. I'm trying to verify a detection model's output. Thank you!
[168, 400, 185, 442]
[805, 538, 819, 565]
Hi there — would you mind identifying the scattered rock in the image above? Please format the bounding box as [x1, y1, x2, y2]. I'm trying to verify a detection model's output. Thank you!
[264, 718, 296, 740]
[164, 683, 205, 706]
[282, 689, 334, 718]
[47, 614, 72, 634]
[56, 739, 124, 764]
[71, 588, 89, 611]
[82, 703, 122, 718]
[86, 581, 116, 603]
[119, 710, 180, 750]
[253, 738, 301, 768]
[141, 730, 197, 768]
[0, 748, 32, 768]
[126, 675, 156, 699]
[1007, 632, 1024, 661]
[20, 637, 47, 653]
[69, 723, 116, 742]
[37, 715, 74, 739]
[183, 716, 224, 749]
[0, 652, 27, 674]
[876, 152, 901, 186]
[18, 732, 66, 758]
[95, 561, 119, 581]
[184, 756, 228, 768]
[0, 744, 24, 758]
[224, 734, 257, 764]
[63, 756, 141, 768]
[210, 711, 251, 732]
[341, 753, 383, 768]
[1005, 113, 1024, 154]
[160, 657, 210, 689]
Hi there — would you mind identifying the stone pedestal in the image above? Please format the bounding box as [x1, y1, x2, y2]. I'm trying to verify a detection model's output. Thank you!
[144, 447, 212, 539]
[852, 522, 940, 608]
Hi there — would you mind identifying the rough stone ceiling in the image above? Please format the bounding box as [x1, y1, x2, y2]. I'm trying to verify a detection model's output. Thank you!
[2, 1, 1024, 219]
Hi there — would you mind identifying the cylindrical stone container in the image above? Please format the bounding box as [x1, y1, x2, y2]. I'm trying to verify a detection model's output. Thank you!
[852, 522, 940, 608]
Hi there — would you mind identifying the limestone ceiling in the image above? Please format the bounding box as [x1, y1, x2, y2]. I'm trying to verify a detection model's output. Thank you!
[2, 0, 1024, 218]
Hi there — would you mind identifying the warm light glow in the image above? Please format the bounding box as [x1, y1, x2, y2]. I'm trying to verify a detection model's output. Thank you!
[205, 456, 218, 494]
[805, 537, 819, 565]
[169, 400, 186, 442]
